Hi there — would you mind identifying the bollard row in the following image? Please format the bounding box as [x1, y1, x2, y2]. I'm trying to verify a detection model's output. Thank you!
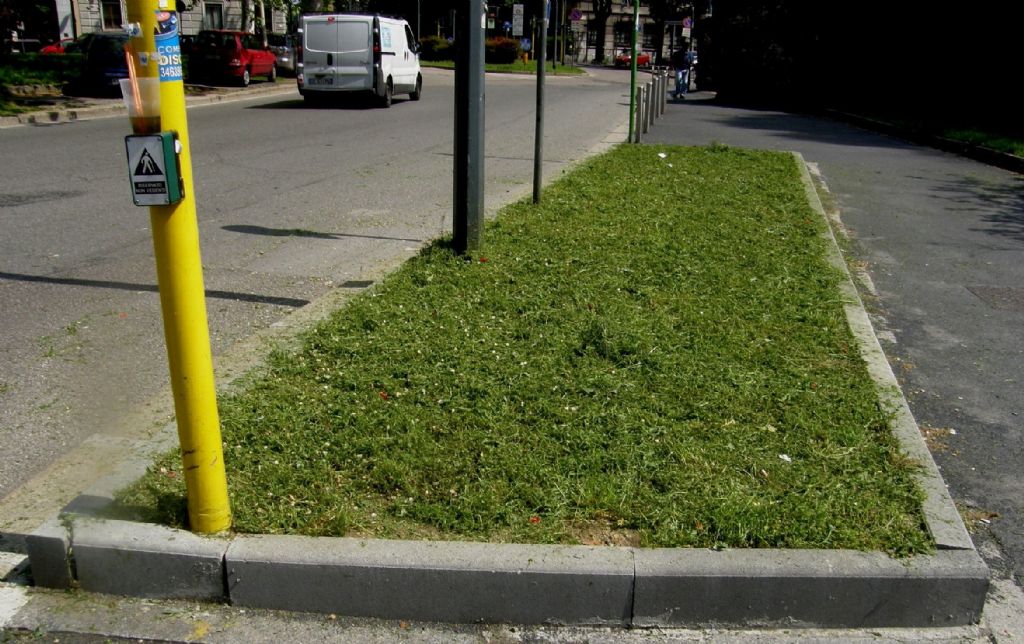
[633, 68, 672, 143]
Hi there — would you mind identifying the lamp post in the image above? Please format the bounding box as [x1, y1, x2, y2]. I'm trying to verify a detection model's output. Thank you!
[627, 0, 638, 141]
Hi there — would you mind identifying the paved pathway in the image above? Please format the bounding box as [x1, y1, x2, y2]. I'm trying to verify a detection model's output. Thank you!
[645, 92, 1024, 590]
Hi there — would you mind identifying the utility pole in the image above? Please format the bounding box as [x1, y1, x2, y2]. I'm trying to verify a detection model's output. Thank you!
[453, 0, 486, 253]
[533, 0, 548, 203]
[628, 0, 638, 142]
[125, 0, 231, 534]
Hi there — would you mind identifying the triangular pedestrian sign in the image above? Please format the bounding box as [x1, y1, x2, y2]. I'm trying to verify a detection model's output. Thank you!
[134, 149, 164, 176]
[126, 133, 182, 206]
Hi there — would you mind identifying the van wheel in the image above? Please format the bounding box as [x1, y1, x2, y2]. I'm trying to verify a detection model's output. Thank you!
[241, 68, 251, 87]
[410, 74, 422, 101]
[268, 66, 277, 82]
[381, 78, 393, 108]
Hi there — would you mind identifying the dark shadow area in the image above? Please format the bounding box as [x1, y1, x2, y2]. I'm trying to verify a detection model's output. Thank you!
[931, 175, 1024, 245]
[666, 96, 921, 153]
[0, 189, 85, 207]
[0, 271, 309, 308]
[223, 224, 422, 244]
[246, 94, 408, 111]
[106, 492, 188, 528]
[0, 533, 27, 555]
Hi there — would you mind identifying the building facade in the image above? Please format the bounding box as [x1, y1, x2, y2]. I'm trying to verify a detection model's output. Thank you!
[55, 0, 286, 41]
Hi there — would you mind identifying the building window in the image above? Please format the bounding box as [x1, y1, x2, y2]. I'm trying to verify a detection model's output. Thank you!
[101, 0, 122, 30]
[204, 2, 223, 30]
[586, 24, 598, 48]
[613, 20, 631, 48]
[642, 28, 656, 50]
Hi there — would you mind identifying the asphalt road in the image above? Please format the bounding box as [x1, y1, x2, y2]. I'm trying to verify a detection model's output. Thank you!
[0, 67, 632, 531]
[646, 94, 1024, 588]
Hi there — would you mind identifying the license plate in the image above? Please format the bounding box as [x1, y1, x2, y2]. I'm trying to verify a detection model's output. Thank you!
[308, 76, 333, 86]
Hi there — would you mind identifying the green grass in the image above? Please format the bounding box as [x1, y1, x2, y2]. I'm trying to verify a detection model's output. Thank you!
[846, 107, 1024, 158]
[421, 59, 585, 76]
[941, 127, 1024, 157]
[118, 144, 931, 555]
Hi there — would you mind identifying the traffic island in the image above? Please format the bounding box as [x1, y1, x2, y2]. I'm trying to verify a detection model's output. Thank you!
[25, 147, 988, 628]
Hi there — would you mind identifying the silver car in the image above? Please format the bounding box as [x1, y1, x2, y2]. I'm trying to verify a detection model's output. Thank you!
[267, 33, 297, 76]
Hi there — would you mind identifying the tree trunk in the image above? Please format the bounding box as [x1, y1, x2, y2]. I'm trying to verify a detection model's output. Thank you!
[592, 1, 611, 64]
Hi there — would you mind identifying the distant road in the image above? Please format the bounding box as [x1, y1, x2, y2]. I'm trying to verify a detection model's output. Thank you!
[0, 66, 632, 531]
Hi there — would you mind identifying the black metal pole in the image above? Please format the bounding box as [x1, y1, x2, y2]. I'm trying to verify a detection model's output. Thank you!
[532, 0, 547, 204]
[453, 0, 486, 253]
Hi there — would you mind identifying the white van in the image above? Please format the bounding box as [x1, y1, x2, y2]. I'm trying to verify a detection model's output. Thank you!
[297, 14, 422, 107]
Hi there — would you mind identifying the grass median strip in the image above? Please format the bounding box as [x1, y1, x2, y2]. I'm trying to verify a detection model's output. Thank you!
[118, 144, 931, 554]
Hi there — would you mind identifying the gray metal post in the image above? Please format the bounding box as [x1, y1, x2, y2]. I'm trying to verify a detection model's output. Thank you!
[659, 71, 667, 114]
[454, 0, 486, 253]
[640, 84, 648, 135]
[644, 82, 652, 132]
[648, 78, 655, 127]
[660, 71, 667, 115]
[533, 0, 548, 204]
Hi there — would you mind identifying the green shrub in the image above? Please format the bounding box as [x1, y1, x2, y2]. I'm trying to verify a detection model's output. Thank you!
[485, 37, 520, 64]
[418, 35, 453, 61]
[0, 53, 82, 86]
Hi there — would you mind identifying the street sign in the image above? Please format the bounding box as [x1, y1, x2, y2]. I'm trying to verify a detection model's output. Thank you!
[512, 3, 524, 36]
[125, 133, 183, 206]
[570, 9, 582, 21]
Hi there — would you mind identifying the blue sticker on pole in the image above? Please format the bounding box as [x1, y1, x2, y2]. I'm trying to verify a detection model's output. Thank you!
[154, 11, 183, 82]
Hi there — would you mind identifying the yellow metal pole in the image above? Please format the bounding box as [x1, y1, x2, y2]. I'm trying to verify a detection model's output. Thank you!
[126, 0, 231, 534]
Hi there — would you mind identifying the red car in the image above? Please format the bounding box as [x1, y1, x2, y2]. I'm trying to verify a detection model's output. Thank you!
[40, 37, 76, 54]
[188, 30, 276, 86]
[614, 50, 651, 68]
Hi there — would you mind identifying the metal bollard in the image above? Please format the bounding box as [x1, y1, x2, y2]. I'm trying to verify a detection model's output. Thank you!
[660, 71, 667, 115]
[632, 86, 641, 142]
[656, 72, 663, 117]
[638, 84, 646, 137]
[647, 80, 655, 129]
[651, 74, 659, 122]
[638, 82, 647, 134]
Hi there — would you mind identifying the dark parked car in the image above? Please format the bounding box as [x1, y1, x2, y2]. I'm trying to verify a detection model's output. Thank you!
[188, 30, 276, 86]
[70, 31, 129, 95]
[266, 33, 296, 76]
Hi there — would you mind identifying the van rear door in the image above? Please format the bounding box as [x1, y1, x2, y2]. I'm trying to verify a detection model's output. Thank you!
[303, 16, 373, 91]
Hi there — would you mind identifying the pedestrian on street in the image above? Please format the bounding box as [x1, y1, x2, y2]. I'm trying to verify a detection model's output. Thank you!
[671, 47, 696, 99]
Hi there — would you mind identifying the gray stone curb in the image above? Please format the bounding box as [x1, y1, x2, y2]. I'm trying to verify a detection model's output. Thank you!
[227, 535, 635, 625]
[22, 153, 989, 629]
[72, 518, 227, 600]
[1, 81, 296, 127]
